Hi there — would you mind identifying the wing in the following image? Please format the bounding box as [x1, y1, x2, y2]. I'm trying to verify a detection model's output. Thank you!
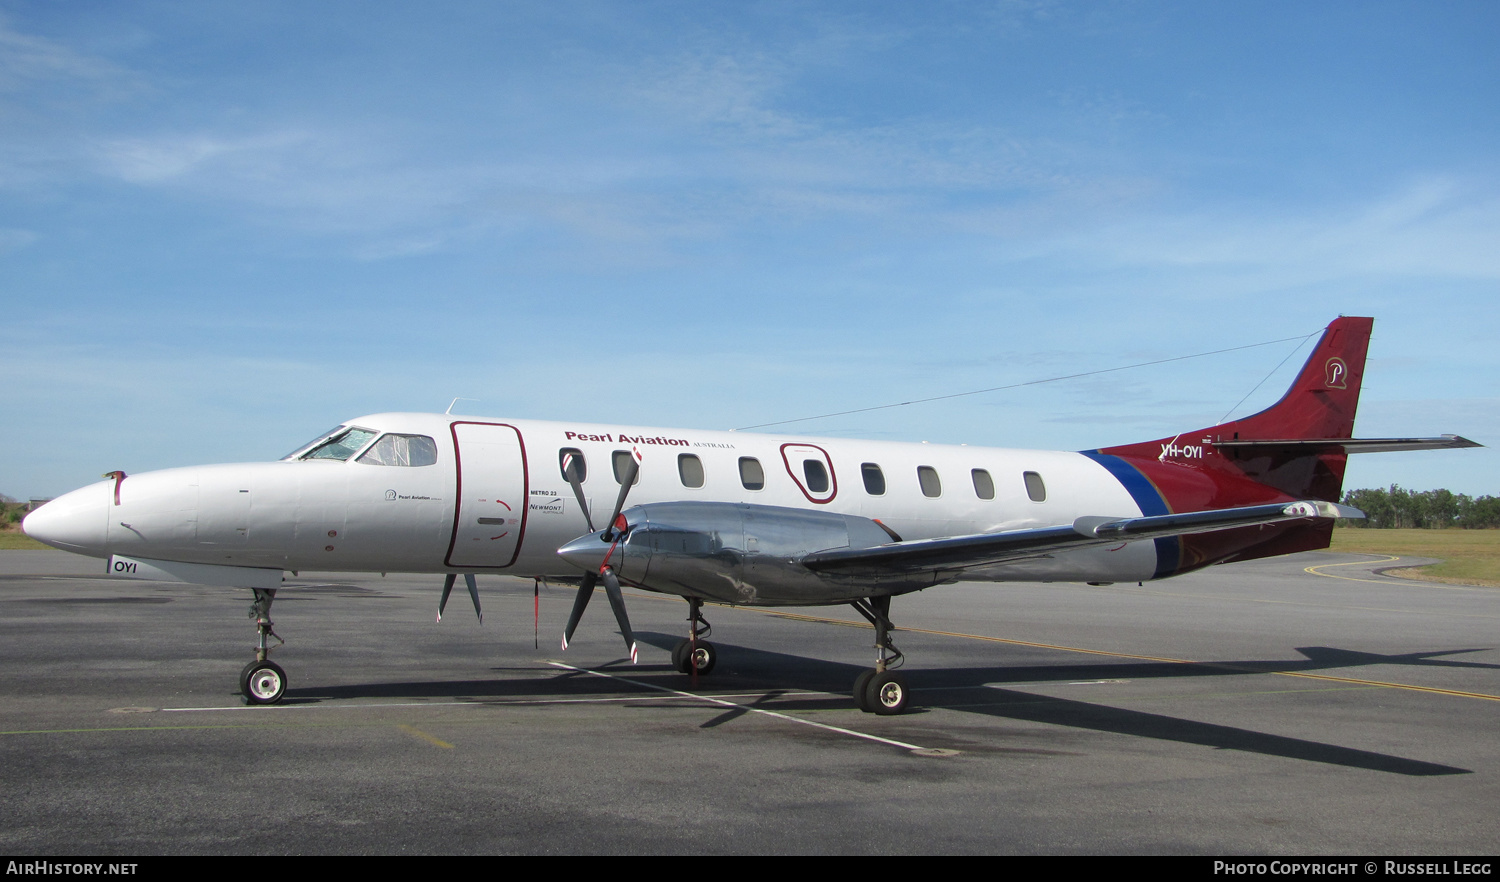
[800, 500, 1361, 575]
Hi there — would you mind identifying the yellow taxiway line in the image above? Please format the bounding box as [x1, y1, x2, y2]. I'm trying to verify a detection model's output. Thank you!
[1303, 553, 1487, 591]
[1304, 554, 1406, 584]
[396, 723, 454, 749]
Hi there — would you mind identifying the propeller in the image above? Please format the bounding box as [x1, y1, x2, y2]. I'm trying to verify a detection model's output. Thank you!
[559, 447, 641, 662]
[437, 572, 482, 624]
[562, 452, 593, 533]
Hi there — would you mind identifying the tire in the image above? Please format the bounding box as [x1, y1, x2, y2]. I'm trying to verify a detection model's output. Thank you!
[672, 639, 691, 673]
[240, 660, 287, 705]
[685, 641, 717, 675]
[853, 670, 875, 713]
[866, 671, 907, 716]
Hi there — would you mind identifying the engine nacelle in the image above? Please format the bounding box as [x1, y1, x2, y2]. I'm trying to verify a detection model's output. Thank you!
[558, 501, 913, 606]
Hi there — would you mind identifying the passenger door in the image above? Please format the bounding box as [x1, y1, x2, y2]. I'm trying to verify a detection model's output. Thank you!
[447, 422, 529, 568]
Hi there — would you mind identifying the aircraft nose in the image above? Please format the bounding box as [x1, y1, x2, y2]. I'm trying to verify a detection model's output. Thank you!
[22, 482, 111, 557]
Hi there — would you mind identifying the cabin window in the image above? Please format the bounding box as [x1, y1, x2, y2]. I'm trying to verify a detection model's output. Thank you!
[612, 450, 640, 485]
[739, 457, 765, 490]
[559, 448, 586, 483]
[357, 434, 438, 467]
[971, 468, 995, 500]
[861, 463, 886, 496]
[803, 460, 830, 494]
[1024, 471, 1047, 502]
[678, 454, 705, 488]
[917, 466, 942, 498]
[302, 427, 377, 462]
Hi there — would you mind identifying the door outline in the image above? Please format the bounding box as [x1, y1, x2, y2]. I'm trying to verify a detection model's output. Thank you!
[445, 421, 529, 568]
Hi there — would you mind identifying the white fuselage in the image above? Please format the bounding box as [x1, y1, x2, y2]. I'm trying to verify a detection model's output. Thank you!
[28, 412, 1162, 586]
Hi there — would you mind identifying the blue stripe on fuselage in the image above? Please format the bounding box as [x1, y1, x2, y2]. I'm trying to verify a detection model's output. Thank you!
[1079, 450, 1180, 579]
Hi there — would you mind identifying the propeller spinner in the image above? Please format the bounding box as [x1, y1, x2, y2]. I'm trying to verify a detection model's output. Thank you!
[559, 447, 641, 662]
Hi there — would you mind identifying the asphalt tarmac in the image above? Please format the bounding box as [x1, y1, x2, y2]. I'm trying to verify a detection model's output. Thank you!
[1, 548, 1497, 855]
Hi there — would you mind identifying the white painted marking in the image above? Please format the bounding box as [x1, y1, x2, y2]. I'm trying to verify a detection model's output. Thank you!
[156, 691, 841, 713]
[547, 661, 932, 752]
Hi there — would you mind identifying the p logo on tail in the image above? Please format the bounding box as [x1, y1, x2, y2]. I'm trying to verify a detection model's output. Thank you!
[1325, 357, 1348, 389]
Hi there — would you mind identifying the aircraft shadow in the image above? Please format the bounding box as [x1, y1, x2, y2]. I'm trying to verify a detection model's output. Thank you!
[286, 630, 1477, 776]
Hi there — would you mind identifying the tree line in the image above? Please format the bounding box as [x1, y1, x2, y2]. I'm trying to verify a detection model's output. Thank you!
[1339, 486, 1500, 529]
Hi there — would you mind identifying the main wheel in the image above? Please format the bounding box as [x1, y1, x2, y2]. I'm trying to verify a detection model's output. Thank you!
[671, 639, 690, 672]
[864, 671, 908, 716]
[682, 640, 717, 675]
[852, 670, 875, 712]
[240, 660, 287, 705]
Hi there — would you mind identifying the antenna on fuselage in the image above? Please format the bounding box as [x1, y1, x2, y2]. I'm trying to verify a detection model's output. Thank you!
[445, 397, 478, 415]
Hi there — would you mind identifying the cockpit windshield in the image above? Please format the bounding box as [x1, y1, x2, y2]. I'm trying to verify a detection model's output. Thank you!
[357, 434, 439, 467]
[282, 426, 379, 462]
[281, 426, 346, 461]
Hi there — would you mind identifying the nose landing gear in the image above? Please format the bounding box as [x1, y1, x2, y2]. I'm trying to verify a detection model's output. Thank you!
[240, 587, 286, 705]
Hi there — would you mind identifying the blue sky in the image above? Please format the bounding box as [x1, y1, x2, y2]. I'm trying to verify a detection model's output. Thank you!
[3, 1, 1497, 499]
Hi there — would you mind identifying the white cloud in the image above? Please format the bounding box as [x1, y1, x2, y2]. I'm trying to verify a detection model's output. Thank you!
[1076, 177, 1500, 282]
[0, 17, 127, 92]
[0, 227, 37, 252]
[94, 129, 325, 184]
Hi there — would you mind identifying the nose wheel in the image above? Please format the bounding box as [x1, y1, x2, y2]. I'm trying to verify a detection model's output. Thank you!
[240, 659, 287, 705]
[241, 587, 287, 705]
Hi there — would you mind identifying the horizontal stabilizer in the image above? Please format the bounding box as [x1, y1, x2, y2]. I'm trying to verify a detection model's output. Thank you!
[801, 501, 1359, 575]
[1214, 435, 1482, 454]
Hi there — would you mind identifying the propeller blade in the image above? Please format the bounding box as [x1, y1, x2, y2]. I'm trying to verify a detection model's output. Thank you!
[562, 453, 594, 533]
[561, 570, 598, 650]
[437, 573, 456, 623]
[465, 573, 482, 625]
[438, 573, 483, 624]
[599, 568, 638, 664]
[603, 447, 642, 540]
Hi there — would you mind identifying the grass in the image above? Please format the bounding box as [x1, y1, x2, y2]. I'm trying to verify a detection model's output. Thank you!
[0, 501, 47, 548]
[1329, 527, 1500, 588]
[0, 528, 47, 550]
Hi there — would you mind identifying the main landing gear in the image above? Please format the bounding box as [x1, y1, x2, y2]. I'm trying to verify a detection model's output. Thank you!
[240, 587, 287, 705]
[850, 596, 907, 715]
[669, 595, 910, 714]
[672, 597, 717, 675]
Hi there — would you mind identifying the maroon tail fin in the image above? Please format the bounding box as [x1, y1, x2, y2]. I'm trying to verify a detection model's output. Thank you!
[1097, 316, 1374, 505]
[1218, 315, 1372, 442]
[1091, 317, 1375, 571]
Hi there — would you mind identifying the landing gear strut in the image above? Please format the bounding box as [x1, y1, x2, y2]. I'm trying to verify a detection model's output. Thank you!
[672, 597, 717, 675]
[240, 587, 286, 705]
[850, 596, 907, 715]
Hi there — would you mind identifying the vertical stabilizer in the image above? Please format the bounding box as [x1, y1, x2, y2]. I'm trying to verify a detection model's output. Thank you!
[1217, 315, 1372, 443]
[1095, 316, 1374, 502]
[1087, 317, 1375, 573]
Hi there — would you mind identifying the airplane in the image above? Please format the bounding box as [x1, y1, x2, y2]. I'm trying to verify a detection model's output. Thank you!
[21, 316, 1480, 714]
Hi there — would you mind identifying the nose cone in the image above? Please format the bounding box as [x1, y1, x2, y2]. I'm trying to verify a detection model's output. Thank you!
[557, 530, 622, 573]
[23, 482, 111, 557]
